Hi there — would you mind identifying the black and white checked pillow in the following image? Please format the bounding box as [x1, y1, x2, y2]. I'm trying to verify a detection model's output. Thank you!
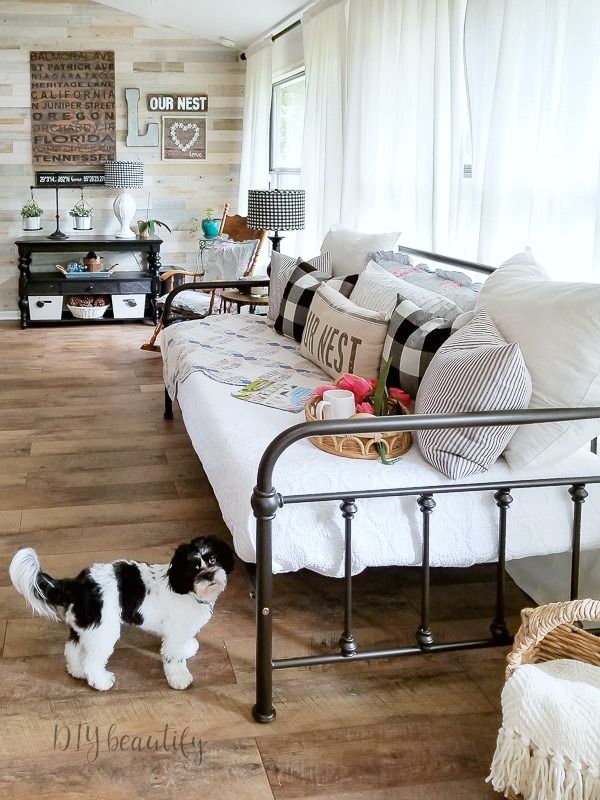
[274, 261, 331, 341]
[415, 309, 532, 480]
[326, 273, 359, 298]
[268, 251, 332, 322]
[382, 298, 454, 399]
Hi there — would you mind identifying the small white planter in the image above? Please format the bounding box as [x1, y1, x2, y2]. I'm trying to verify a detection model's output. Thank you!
[22, 216, 42, 231]
[73, 216, 92, 230]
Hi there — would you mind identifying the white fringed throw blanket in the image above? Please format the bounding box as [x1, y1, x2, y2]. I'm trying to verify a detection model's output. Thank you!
[488, 660, 600, 799]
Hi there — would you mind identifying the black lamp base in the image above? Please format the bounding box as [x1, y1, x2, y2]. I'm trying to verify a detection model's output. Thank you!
[268, 232, 283, 253]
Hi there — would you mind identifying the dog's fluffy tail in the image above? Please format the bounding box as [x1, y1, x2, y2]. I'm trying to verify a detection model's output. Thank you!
[9, 548, 63, 621]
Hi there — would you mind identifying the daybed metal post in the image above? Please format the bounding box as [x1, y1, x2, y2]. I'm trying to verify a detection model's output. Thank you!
[490, 488, 512, 643]
[416, 494, 435, 649]
[251, 487, 279, 723]
[339, 499, 358, 657]
[569, 484, 588, 600]
[164, 387, 173, 420]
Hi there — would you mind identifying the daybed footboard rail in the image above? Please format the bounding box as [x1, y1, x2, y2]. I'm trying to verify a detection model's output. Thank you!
[251, 407, 600, 723]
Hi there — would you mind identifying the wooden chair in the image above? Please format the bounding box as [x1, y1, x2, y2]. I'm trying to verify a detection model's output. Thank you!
[141, 203, 267, 352]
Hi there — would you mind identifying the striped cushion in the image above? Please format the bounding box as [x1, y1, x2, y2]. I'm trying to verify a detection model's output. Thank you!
[274, 261, 331, 341]
[382, 299, 454, 399]
[268, 250, 332, 323]
[350, 260, 462, 320]
[415, 309, 532, 480]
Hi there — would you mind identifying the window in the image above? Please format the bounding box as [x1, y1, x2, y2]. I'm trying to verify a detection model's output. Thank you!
[270, 72, 305, 190]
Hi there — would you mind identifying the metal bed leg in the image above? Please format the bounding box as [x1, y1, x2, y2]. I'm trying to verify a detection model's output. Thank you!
[490, 489, 512, 643]
[251, 488, 278, 723]
[339, 500, 358, 657]
[569, 484, 588, 600]
[416, 494, 435, 649]
[164, 387, 173, 420]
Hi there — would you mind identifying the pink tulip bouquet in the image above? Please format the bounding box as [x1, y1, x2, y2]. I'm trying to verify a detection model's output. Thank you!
[315, 360, 411, 417]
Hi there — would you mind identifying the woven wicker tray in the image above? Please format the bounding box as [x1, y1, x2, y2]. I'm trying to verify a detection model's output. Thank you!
[305, 395, 412, 460]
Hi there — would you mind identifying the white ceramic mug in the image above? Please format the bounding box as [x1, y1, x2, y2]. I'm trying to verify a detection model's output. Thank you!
[316, 389, 356, 420]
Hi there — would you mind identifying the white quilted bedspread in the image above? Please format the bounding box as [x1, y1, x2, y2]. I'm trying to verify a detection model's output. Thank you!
[163, 315, 600, 596]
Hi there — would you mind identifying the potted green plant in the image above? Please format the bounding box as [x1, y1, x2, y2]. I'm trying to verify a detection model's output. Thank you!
[69, 198, 93, 230]
[137, 219, 172, 239]
[21, 199, 44, 231]
[201, 207, 220, 239]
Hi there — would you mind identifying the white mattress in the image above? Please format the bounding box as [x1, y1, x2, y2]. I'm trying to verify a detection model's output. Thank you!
[171, 317, 600, 598]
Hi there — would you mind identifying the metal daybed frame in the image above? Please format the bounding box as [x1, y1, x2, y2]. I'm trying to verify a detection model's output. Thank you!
[161, 247, 600, 724]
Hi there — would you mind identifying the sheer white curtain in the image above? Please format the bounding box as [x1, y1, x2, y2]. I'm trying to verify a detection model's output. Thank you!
[237, 39, 273, 215]
[340, 0, 468, 251]
[296, 0, 347, 256]
[463, 0, 600, 278]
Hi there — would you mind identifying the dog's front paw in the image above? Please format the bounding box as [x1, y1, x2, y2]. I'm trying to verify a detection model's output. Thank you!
[165, 665, 193, 690]
[87, 670, 116, 691]
[182, 639, 199, 659]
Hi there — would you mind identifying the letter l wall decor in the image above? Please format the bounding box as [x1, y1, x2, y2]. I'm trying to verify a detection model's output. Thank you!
[125, 88, 159, 147]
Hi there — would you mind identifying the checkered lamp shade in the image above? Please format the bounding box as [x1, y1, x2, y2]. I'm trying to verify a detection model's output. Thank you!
[104, 160, 144, 189]
[247, 189, 305, 232]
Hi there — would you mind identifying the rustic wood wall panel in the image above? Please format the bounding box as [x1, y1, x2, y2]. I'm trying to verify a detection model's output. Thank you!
[0, 0, 246, 317]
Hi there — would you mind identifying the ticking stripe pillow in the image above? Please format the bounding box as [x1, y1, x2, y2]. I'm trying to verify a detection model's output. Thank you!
[274, 261, 332, 342]
[382, 298, 454, 399]
[415, 309, 532, 480]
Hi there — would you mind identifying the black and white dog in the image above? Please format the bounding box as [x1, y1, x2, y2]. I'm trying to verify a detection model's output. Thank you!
[9, 537, 234, 692]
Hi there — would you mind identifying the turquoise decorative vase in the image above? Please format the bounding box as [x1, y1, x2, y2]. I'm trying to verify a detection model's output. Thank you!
[201, 218, 220, 239]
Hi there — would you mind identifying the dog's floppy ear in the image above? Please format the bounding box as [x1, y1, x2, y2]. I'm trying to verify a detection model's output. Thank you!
[192, 536, 235, 575]
[167, 542, 197, 594]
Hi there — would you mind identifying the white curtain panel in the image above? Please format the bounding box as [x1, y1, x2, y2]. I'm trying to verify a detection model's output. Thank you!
[296, 0, 347, 256]
[464, 0, 600, 278]
[340, 0, 468, 251]
[237, 39, 273, 215]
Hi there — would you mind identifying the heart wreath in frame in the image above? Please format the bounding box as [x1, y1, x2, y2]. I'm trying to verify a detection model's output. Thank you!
[169, 122, 200, 152]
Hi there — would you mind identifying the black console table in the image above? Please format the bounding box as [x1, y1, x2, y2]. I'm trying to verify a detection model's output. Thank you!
[15, 235, 163, 328]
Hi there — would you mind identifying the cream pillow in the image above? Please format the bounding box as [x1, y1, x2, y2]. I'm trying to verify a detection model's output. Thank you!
[320, 227, 400, 277]
[300, 283, 388, 380]
[476, 248, 600, 469]
[350, 260, 462, 320]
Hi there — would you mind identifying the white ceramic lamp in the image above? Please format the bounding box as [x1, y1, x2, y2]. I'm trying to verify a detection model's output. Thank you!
[104, 160, 144, 239]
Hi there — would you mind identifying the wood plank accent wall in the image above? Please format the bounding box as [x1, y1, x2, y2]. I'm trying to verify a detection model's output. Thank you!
[0, 0, 245, 316]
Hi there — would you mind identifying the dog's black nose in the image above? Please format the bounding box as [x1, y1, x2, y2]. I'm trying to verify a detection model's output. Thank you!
[199, 570, 215, 580]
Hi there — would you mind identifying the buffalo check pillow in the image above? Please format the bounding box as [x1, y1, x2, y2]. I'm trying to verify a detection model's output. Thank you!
[268, 250, 332, 322]
[275, 261, 333, 341]
[381, 298, 454, 399]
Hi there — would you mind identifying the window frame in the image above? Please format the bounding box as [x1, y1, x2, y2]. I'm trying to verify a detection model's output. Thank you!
[269, 69, 306, 187]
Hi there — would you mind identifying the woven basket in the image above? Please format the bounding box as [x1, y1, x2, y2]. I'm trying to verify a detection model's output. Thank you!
[501, 599, 600, 800]
[67, 303, 109, 319]
[305, 395, 412, 460]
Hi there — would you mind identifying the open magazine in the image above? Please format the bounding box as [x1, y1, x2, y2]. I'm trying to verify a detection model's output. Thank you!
[232, 371, 314, 413]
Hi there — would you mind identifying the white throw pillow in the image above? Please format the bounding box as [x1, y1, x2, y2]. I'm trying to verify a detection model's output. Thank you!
[300, 282, 388, 380]
[320, 226, 399, 277]
[476, 248, 600, 469]
[350, 260, 462, 320]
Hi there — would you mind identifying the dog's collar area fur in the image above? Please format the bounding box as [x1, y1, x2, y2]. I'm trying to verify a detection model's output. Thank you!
[193, 596, 215, 609]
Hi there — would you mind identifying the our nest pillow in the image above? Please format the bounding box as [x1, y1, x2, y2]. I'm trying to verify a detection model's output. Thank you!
[415, 309, 532, 479]
[300, 282, 388, 380]
[320, 226, 399, 277]
[476, 248, 600, 469]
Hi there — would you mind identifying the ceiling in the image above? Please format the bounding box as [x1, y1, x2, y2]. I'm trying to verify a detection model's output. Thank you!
[92, 0, 309, 49]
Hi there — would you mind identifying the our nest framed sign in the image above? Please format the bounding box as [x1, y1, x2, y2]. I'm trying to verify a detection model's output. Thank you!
[161, 116, 206, 161]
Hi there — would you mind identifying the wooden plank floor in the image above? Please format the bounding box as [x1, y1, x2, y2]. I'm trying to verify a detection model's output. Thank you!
[0, 321, 529, 799]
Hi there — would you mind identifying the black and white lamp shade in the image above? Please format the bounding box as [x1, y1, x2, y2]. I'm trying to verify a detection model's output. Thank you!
[104, 160, 144, 190]
[247, 189, 305, 232]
